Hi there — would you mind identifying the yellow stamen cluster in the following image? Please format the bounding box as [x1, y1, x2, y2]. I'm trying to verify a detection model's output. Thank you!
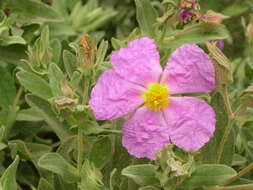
[142, 83, 169, 111]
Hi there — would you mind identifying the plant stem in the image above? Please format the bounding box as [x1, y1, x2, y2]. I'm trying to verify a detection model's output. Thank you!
[216, 85, 234, 163]
[159, 23, 168, 43]
[12, 87, 23, 111]
[82, 78, 90, 105]
[213, 184, 253, 190]
[102, 129, 122, 134]
[224, 162, 253, 185]
[223, 86, 234, 118]
[216, 119, 233, 163]
[78, 75, 90, 175]
[164, 24, 198, 41]
[77, 126, 84, 175]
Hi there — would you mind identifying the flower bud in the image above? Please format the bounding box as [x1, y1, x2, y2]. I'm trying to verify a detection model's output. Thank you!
[201, 10, 228, 23]
[61, 80, 75, 98]
[247, 23, 253, 39]
[216, 40, 224, 51]
[179, 0, 199, 10]
[79, 34, 97, 74]
[53, 96, 78, 113]
[179, 9, 196, 23]
[53, 79, 78, 115]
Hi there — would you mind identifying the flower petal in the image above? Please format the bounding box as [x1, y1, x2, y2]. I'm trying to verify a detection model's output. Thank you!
[122, 107, 170, 160]
[161, 44, 215, 94]
[89, 70, 144, 120]
[164, 97, 216, 152]
[110, 37, 162, 87]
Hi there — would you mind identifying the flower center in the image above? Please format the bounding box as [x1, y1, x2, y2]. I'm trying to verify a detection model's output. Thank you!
[142, 83, 169, 111]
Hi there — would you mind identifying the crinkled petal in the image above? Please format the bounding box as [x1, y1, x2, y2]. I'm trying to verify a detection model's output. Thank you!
[122, 107, 170, 160]
[161, 44, 215, 94]
[110, 37, 162, 87]
[89, 70, 144, 120]
[164, 97, 216, 152]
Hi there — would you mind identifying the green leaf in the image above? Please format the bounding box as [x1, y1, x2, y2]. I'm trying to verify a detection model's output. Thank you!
[48, 63, 64, 97]
[138, 186, 160, 190]
[0, 66, 16, 108]
[63, 50, 77, 78]
[180, 164, 236, 188]
[25, 94, 72, 140]
[54, 175, 77, 190]
[0, 35, 26, 46]
[0, 109, 16, 141]
[22, 24, 40, 43]
[6, 0, 63, 22]
[220, 128, 235, 164]
[16, 108, 43, 122]
[0, 142, 7, 151]
[38, 153, 79, 183]
[52, 0, 69, 18]
[49, 23, 76, 39]
[70, 71, 83, 90]
[229, 178, 253, 186]
[0, 156, 20, 190]
[26, 143, 52, 160]
[78, 9, 117, 33]
[81, 121, 104, 135]
[240, 83, 253, 112]
[17, 162, 38, 188]
[8, 140, 32, 161]
[38, 178, 54, 190]
[109, 168, 117, 190]
[9, 140, 52, 162]
[57, 136, 76, 161]
[135, 0, 157, 37]
[201, 92, 234, 165]
[0, 45, 27, 64]
[89, 137, 112, 169]
[232, 154, 247, 166]
[111, 38, 125, 50]
[95, 40, 108, 67]
[79, 160, 104, 190]
[164, 23, 229, 49]
[240, 127, 253, 160]
[200, 0, 220, 11]
[51, 39, 62, 64]
[222, 3, 249, 17]
[122, 164, 159, 186]
[17, 71, 53, 100]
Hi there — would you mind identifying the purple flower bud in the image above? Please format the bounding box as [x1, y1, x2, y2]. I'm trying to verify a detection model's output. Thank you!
[216, 40, 224, 51]
[180, 9, 195, 23]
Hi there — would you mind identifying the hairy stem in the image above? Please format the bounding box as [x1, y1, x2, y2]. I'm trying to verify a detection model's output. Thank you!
[216, 85, 234, 163]
[216, 119, 233, 163]
[12, 87, 23, 111]
[159, 22, 168, 43]
[78, 76, 90, 175]
[77, 126, 84, 175]
[82, 78, 90, 105]
[223, 86, 234, 118]
[164, 24, 198, 41]
[213, 184, 253, 190]
[224, 162, 253, 185]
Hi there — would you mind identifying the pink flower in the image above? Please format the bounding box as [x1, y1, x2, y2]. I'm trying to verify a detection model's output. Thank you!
[89, 38, 216, 160]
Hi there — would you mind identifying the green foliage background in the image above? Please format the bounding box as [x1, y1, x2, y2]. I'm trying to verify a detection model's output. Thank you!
[0, 0, 253, 190]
